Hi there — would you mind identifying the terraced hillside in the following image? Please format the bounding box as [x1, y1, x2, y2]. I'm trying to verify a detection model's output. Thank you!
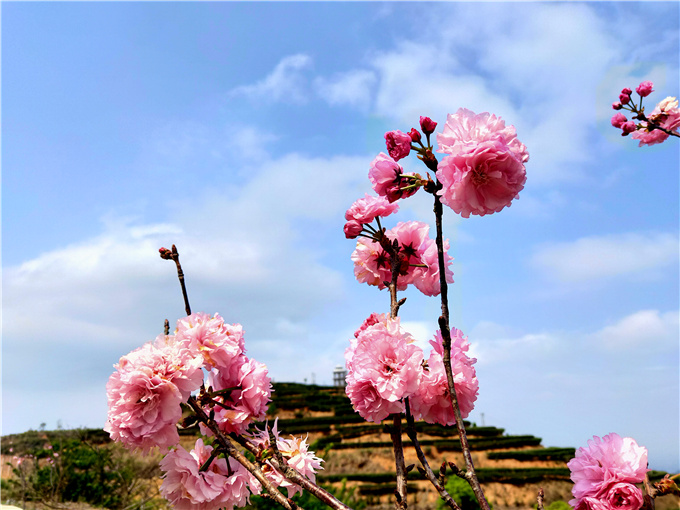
[2, 383, 676, 510]
[262, 383, 677, 510]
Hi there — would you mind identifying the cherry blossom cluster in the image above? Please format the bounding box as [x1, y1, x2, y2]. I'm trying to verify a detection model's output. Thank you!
[248, 420, 324, 498]
[345, 314, 478, 425]
[611, 81, 680, 146]
[351, 220, 454, 297]
[359, 111, 528, 220]
[105, 311, 324, 510]
[161, 438, 257, 510]
[567, 433, 648, 510]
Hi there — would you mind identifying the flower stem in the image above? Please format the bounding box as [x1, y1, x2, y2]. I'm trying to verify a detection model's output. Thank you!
[433, 193, 490, 510]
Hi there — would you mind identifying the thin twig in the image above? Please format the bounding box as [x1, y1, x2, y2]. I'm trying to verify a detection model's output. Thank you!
[185, 397, 299, 510]
[433, 193, 490, 510]
[233, 430, 353, 510]
[387, 245, 408, 509]
[404, 400, 461, 510]
[160, 245, 192, 316]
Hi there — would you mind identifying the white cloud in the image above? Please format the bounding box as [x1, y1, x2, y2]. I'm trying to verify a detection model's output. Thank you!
[229, 54, 313, 104]
[590, 309, 679, 350]
[531, 232, 679, 282]
[314, 70, 377, 110]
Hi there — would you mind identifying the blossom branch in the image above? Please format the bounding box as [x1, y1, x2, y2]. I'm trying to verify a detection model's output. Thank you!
[159, 245, 192, 316]
[404, 399, 461, 510]
[389, 415, 408, 510]
[185, 396, 299, 510]
[387, 243, 408, 509]
[537, 488, 545, 510]
[433, 192, 490, 510]
[232, 430, 353, 510]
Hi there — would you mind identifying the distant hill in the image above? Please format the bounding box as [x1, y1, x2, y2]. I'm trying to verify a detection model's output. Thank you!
[2, 383, 676, 510]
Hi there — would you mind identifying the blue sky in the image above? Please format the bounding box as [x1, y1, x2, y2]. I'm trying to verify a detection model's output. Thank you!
[2, 2, 678, 472]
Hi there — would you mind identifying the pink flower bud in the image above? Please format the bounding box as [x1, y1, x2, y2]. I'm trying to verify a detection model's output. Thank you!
[621, 121, 637, 135]
[621, 87, 633, 95]
[420, 116, 437, 135]
[344, 220, 363, 239]
[636, 81, 654, 97]
[385, 130, 412, 161]
[612, 102, 623, 110]
[611, 113, 628, 128]
[408, 128, 421, 143]
[619, 92, 631, 105]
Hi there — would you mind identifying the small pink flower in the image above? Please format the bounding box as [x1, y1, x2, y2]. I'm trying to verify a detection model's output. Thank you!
[611, 113, 627, 129]
[368, 153, 418, 202]
[248, 420, 323, 498]
[409, 128, 422, 143]
[344, 220, 363, 239]
[385, 130, 413, 161]
[345, 194, 400, 226]
[350, 220, 453, 296]
[436, 108, 528, 218]
[635, 81, 654, 98]
[420, 116, 437, 135]
[633, 96, 680, 146]
[410, 329, 478, 425]
[568, 433, 648, 506]
[620, 121, 637, 135]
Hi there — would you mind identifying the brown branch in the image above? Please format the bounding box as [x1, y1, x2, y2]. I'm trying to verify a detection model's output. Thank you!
[160, 245, 192, 316]
[389, 415, 408, 510]
[404, 400, 461, 510]
[232, 430, 353, 510]
[537, 488, 545, 510]
[433, 193, 490, 510]
[185, 397, 299, 510]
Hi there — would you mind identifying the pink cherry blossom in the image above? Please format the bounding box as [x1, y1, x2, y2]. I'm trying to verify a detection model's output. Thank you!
[175, 312, 245, 369]
[409, 329, 478, 425]
[350, 221, 453, 296]
[632, 96, 680, 146]
[354, 312, 389, 338]
[635, 81, 654, 98]
[368, 152, 418, 202]
[202, 355, 272, 435]
[345, 317, 423, 422]
[344, 194, 400, 229]
[385, 130, 413, 161]
[105, 339, 203, 453]
[436, 108, 528, 218]
[344, 220, 363, 239]
[604, 482, 644, 510]
[160, 439, 255, 510]
[248, 420, 324, 498]
[568, 433, 648, 507]
[420, 116, 437, 135]
[611, 113, 627, 129]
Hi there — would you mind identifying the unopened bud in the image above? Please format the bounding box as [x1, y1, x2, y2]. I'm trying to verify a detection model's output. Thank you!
[621, 121, 637, 135]
[408, 128, 422, 143]
[619, 92, 631, 105]
[654, 475, 680, 496]
[159, 247, 173, 260]
[636, 81, 654, 98]
[420, 116, 437, 135]
[612, 101, 623, 110]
